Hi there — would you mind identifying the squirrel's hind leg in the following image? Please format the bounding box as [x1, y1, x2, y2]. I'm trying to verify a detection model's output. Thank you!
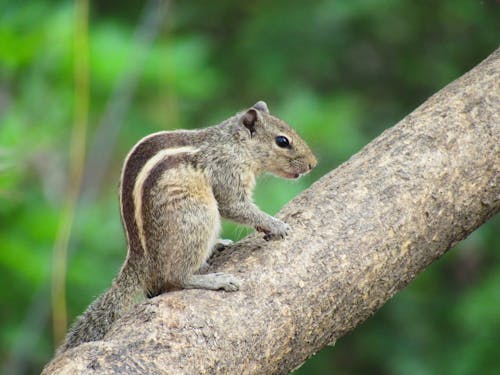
[146, 174, 241, 293]
[172, 204, 240, 291]
[182, 273, 240, 292]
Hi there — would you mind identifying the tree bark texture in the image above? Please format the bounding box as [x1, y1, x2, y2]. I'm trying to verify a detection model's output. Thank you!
[44, 48, 499, 374]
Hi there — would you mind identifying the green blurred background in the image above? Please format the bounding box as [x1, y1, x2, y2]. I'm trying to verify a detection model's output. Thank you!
[0, 1, 498, 374]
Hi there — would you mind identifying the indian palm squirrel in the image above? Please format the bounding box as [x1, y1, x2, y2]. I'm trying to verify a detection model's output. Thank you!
[57, 101, 317, 354]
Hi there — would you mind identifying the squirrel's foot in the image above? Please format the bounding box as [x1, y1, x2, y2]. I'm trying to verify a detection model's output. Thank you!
[257, 218, 291, 241]
[183, 273, 240, 292]
[199, 239, 235, 274]
[213, 238, 234, 251]
[198, 261, 210, 273]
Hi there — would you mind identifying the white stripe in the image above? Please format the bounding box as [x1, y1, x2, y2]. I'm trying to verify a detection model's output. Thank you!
[133, 146, 199, 253]
[118, 130, 193, 247]
[119, 131, 168, 248]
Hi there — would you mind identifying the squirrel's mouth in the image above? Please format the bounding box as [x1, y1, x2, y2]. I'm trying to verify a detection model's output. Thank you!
[275, 165, 311, 179]
[279, 161, 314, 179]
[281, 171, 302, 179]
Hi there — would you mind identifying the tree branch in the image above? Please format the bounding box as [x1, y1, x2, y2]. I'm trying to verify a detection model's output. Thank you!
[43, 48, 499, 374]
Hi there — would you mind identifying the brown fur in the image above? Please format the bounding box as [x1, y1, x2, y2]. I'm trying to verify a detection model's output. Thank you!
[56, 101, 317, 354]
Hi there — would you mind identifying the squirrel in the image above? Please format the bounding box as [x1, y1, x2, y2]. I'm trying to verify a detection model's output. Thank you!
[56, 101, 317, 354]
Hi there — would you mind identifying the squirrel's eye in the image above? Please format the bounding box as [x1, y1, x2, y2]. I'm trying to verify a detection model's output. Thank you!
[275, 135, 290, 148]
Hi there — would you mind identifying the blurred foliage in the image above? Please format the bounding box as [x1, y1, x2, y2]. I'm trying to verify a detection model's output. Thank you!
[0, 0, 498, 374]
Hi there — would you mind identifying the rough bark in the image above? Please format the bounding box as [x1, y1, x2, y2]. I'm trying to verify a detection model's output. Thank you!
[43, 48, 499, 374]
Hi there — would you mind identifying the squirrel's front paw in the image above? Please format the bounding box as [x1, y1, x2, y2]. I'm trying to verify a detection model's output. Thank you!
[213, 238, 234, 251]
[258, 218, 290, 241]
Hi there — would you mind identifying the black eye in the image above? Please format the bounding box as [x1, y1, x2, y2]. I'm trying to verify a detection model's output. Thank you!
[275, 135, 290, 148]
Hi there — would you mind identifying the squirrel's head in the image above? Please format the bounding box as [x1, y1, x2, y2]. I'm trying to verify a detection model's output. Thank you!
[238, 101, 317, 179]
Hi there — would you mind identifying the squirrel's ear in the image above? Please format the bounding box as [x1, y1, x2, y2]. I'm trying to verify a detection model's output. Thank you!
[252, 100, 269, 114]
[241, 108, 260, 136]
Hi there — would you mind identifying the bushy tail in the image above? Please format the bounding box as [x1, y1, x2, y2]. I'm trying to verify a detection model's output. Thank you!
[56, 259, 143, 354]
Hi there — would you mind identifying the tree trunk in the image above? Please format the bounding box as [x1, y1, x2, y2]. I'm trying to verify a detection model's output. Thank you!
[43, 48, 499, 375]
